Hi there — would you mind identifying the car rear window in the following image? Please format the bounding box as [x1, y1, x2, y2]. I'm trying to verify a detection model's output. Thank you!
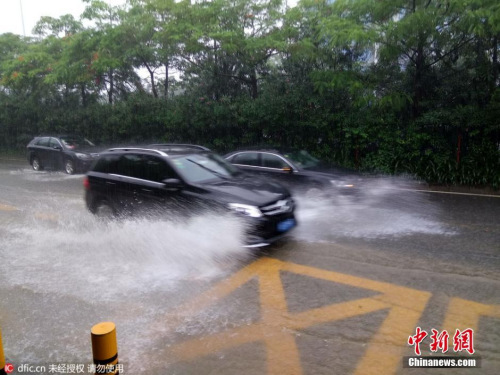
[232, 152, 260, 166]
[92, 155, 120, 174]
[112, 154, 176, 182]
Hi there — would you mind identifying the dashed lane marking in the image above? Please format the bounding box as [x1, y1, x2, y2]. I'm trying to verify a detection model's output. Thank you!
[383, 187, 500, 198]
[33, 212, 59, 222]
[0, 202, 59, 221]
[0, 203, 18, 211]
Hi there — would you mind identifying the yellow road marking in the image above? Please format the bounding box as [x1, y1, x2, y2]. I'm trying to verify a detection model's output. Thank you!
[0, 203, 18, 211]
[165, 257, 432, 375]
[0, 203, 59, 223]
[33, 213, 59, 222]
[442, 297, 500, 347]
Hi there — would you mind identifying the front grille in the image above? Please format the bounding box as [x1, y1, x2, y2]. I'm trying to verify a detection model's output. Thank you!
[260, 198, 294, 216]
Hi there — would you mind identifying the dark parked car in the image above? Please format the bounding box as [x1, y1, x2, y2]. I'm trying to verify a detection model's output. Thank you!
[84, 147, 297, 247]
[224, 148, 356, 196]
[27, 135, 99, 174]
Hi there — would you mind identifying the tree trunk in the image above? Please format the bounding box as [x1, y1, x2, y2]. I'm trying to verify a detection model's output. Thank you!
[150, 70, 158, 98]
[250, 70, 258, 99]
[413, 41, 424, 119]
[164, 60, 169, 101]
[108, 68, 114, 105]
[81, 83, 86, 107]
[492, 36, 498, 96]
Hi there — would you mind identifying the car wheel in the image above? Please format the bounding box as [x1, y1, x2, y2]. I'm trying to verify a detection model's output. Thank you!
[94, 201, 115, 219]
[64, 159, 75, 174]
[31, 156, 43, 171]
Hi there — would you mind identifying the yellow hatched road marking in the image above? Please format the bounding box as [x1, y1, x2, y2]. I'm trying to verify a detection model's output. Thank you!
[442, 297, 500, 348]
[165, 257, 432, 375]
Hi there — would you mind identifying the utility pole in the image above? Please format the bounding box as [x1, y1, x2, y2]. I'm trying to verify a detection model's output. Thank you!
[20, 0, 26, 36]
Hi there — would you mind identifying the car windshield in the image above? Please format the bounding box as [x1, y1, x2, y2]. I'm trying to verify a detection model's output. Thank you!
[60, 136, 95, 150]
[283, 150, 320, 169]
[171, 153, 241, 183]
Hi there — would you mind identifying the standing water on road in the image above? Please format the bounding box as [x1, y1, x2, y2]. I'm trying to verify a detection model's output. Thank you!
[0, 173, 254, 371]
[0, 167, 458, 372]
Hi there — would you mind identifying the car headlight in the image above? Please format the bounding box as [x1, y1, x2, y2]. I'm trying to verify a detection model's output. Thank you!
[75, 153, 91, 160]
[330, 180, 354, 188]
[228, 203, 263, 218]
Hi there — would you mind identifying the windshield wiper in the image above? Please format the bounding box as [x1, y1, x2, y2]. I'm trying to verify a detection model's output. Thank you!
[186, 158, 230, 180]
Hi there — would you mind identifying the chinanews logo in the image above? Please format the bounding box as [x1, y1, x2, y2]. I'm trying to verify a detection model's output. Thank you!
[4, 363, 14, 374]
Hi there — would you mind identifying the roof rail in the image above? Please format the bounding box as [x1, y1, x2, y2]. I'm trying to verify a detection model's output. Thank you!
[148, 143, 211, 151]
[106, 147, 169, 157]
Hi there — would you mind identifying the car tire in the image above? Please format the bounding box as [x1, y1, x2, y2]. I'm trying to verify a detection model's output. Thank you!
[94, 201, 115, 219]
[64, 159, 75, 175]
[31, 156, 43, 171]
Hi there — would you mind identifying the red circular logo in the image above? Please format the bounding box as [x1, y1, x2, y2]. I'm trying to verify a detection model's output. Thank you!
[4, 363, 14, 374]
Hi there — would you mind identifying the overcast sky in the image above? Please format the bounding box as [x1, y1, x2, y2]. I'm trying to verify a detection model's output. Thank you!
[1, 1, 299, 37]
[0, 0, 125, 36]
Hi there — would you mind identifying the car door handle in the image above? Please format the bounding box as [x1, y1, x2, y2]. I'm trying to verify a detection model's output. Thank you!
[106, 181, 116, 185]
[141, 188, 153, 193]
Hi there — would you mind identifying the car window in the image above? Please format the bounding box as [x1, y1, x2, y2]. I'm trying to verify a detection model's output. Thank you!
[283, 150, 320, 169]
[172, 153, 240, 183]
[49, 138, 62, 148]
[232, 152, 260, 166]
[262, 153, 290, 169]
[113, 154, 176, 182]
[142, 156, 176, 182]
[35, 137, 50, 147]
[60, 136, 95, 150]
[116, 154, 144, 179]
[93, 155, 120, 174]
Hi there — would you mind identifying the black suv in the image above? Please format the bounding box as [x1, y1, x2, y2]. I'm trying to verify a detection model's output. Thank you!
[27, 135, 99, 174]
[84, 147, 297, 247]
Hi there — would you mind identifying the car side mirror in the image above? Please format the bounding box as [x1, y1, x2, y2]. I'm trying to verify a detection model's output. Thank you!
[53, 145, 62, 150]
[282, 166, 293, 173]
[162, 178, 183, 190]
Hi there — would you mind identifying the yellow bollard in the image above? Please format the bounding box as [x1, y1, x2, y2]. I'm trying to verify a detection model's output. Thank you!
[1, 327, 6, 375]
[91, 322, 120, 374]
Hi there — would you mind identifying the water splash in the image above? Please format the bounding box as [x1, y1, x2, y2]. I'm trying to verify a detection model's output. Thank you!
[2, 201, 251, 301]
[293, 176, 455, 242]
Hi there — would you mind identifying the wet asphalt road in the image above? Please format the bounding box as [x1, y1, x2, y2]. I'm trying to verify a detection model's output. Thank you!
[0, 158, 499, 375]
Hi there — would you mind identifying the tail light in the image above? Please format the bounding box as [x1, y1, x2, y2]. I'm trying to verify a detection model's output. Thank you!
[83, 176, 90, 190]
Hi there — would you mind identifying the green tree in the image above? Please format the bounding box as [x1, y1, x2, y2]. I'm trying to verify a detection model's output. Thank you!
[180, 0, 286, 100]
[82, 0, 139, 104]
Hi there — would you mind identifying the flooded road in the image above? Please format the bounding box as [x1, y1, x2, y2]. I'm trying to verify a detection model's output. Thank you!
[0, 159, 499, 374]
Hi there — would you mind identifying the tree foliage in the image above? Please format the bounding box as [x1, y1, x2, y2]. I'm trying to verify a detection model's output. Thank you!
[0, 0, 498, 187]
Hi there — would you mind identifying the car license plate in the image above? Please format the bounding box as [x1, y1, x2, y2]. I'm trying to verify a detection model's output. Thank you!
[277, 218, 296, 232]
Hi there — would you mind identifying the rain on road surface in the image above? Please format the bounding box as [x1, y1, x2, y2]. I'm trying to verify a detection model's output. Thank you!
[0, 159, 499, 374]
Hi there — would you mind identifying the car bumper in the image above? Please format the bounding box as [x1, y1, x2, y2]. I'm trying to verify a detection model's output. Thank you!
[243, 212, 297, 247]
